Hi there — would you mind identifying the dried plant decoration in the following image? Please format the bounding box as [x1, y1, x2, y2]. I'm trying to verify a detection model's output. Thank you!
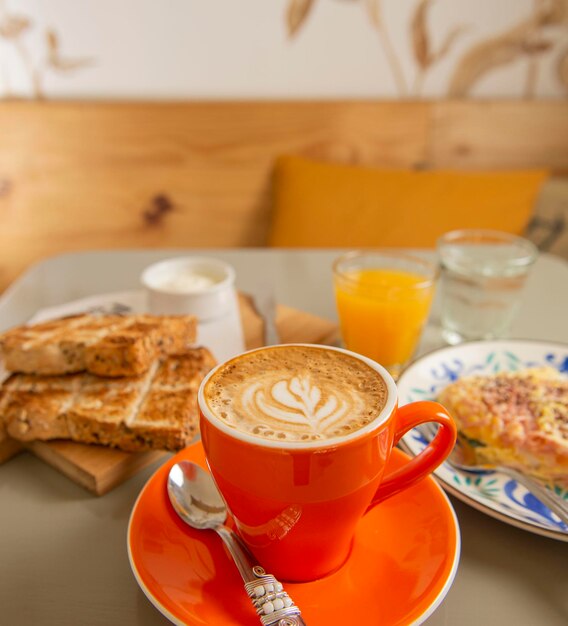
[410, 0, 468, 95]
[448, 1, 566, 97]
[286, 0, 316, 37]
[281, 0, 567, 98]
[0, 2, 93, 99]
[281, 0, 568, 98]
[411, 0, 430, 70]
[0, 12, 30, 38]
[46, 29, 94, 71]
[448, 22, 531, 97]
[365, 0, 408, 94]
[0, 9, 40, 97]
[538, 0, 568, 25]
[365, 0, 382, 29]
[285, 0, 408, 94]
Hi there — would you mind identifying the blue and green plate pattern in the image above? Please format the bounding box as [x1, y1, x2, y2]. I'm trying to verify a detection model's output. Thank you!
[398, 340, 568, 542]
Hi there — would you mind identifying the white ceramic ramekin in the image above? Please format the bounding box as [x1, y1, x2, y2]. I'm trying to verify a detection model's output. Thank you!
[141, 257, 237, 321]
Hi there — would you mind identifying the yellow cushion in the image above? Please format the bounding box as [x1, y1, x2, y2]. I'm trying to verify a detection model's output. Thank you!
[269, 156, 549, 248]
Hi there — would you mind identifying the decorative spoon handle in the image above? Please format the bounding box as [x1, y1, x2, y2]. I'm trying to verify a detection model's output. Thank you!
[216, 526, 306, 626]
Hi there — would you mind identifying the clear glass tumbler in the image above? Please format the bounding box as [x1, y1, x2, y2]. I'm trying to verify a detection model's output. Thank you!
[333, 250, 438, 379]
[437, 229, 538, 345]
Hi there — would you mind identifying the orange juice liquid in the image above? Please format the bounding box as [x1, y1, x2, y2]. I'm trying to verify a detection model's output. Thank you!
[334, 269, 434, 370]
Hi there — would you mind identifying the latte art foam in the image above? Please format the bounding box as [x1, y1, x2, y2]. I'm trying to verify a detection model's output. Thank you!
[204, 346, 387, 443]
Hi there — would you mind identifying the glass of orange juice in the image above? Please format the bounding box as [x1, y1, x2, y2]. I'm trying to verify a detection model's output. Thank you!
[333, 250, 438, 378]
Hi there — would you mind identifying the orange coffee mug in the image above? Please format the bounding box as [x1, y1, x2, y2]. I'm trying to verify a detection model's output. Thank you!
[199, 344, 456, 582]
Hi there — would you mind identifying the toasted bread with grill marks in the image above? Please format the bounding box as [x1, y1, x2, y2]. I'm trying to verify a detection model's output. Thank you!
[0, 314, 197, 377]
[1, 347, 215, 452]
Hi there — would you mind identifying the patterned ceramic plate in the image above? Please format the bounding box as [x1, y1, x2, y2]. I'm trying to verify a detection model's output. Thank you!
[398, 339, 568, 542]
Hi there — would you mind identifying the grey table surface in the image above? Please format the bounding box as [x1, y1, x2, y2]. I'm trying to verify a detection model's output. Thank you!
[0, 248, 567, 626]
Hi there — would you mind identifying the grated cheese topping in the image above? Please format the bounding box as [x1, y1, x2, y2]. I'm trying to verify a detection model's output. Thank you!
[438, 367, 568, 486]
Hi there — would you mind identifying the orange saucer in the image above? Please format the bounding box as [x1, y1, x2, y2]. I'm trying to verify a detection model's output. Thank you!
[128, 443, 460, 626]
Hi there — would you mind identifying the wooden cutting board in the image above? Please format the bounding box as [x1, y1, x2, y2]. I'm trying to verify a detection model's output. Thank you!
[1, 296, 337, 494]
[0, 436, 22, 463]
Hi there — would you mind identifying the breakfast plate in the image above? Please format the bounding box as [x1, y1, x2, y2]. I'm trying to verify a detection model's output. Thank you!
[399, 339, 568, 542]
[128, 443, 460, 625]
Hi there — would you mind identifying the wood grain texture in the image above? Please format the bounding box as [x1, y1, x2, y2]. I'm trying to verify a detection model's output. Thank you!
[0, 437, 22, 463]
[239, 293, 338, 349]
[25, 440, 167, 495]
[0, 100, 566, 291]
[429, 101, 568, 171]
[0, 101, 426, 291]
[4, 296, 337, 494]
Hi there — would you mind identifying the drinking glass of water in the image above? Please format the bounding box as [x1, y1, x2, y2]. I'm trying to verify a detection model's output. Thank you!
[437, 229, 538, 345]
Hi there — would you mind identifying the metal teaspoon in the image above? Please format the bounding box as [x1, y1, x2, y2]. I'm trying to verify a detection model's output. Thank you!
[167, 461, 307, 626]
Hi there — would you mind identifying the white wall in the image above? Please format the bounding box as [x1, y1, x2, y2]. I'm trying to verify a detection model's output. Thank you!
[1, 0, 567, 100]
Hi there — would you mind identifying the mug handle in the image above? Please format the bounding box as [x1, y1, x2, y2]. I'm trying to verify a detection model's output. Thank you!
[366, 401, 456, 512]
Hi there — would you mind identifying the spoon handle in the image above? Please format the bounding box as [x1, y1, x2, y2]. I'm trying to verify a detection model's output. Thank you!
[216, 526, 307, 625]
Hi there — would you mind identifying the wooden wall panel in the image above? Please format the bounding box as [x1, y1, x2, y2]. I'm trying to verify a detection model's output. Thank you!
[429, 101, 568, 173]
[0, 100, 566, 292]
[0, 101, 431, 290]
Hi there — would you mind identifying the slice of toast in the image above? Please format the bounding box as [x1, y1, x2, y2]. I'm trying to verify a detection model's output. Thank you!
[0, 314, 197, 377]
[0, 384, 24, 464]
[2, 347, 215, 452]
